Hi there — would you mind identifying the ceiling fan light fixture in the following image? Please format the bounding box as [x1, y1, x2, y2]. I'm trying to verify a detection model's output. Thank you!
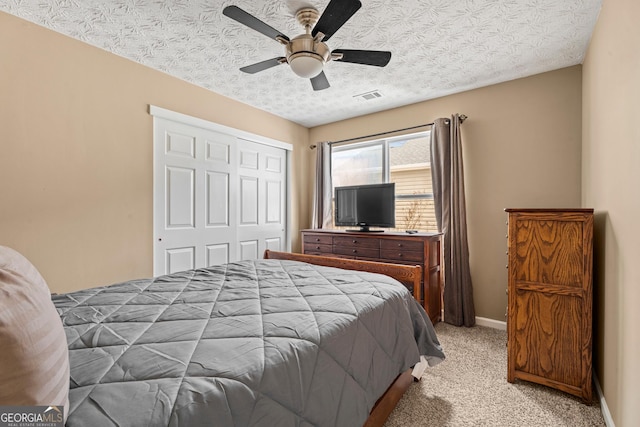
[288, 52, 324, 78]
[285, 32, 331, 79]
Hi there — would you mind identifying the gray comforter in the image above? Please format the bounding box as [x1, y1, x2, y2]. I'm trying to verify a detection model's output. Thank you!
[53, 259, 444, 427]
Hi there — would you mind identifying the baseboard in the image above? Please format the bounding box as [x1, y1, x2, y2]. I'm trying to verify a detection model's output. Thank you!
[594, 374, 615, 427]
[475, 316, 507, 330]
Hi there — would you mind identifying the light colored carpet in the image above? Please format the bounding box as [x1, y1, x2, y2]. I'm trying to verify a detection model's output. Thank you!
[384, 323, 605, 426]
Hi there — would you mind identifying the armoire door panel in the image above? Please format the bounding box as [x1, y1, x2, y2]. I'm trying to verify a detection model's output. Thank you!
[514, 219, 585, 287]
[513, 289, 582, 386]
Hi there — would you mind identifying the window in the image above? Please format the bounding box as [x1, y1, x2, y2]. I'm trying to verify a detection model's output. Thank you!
[331, 132, 437, 232]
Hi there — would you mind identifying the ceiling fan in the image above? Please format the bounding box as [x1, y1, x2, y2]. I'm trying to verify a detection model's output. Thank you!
[222, 0, 392, 91]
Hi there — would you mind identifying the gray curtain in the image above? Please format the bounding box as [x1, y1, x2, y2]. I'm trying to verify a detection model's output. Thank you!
[311, 142, 333, 229]
[430, 115, 476, 326]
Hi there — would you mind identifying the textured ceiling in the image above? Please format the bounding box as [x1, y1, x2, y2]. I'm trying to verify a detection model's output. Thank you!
[1, 0, 602, 127]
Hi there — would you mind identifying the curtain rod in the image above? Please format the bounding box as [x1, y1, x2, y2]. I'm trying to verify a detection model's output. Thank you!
[309, 114, 467, 149]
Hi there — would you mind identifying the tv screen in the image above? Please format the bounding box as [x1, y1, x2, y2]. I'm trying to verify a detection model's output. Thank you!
[334, 183, 395, 232]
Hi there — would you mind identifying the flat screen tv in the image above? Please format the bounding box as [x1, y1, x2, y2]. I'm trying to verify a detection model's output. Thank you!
[334, 183, 395, 232]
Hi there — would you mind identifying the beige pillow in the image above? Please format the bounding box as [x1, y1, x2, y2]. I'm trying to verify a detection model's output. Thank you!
[0, 246, 69, 421]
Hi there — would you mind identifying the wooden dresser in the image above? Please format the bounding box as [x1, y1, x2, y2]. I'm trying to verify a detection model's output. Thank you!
[301, 229, 442, 324]
[505, 209, 593, 401]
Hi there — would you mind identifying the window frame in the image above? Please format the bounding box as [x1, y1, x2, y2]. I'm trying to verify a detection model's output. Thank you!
[330, 130, 434, 231]
[331, 130, 430, 193]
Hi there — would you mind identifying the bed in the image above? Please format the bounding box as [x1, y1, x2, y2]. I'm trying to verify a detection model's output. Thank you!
[51, 250, 444, 426]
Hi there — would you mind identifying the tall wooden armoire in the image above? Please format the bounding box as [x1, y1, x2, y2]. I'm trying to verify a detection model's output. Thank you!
[505, 208, 593, 401]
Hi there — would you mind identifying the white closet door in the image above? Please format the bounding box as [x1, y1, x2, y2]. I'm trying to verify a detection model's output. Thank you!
[153, 117, 287, 276]
[236, 138, 287, 260]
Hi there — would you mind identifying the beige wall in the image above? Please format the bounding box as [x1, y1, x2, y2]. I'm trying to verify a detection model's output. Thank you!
[582, 0, 640, 425]
[311, 66, 583, 323]
[0, 12, 311, 294]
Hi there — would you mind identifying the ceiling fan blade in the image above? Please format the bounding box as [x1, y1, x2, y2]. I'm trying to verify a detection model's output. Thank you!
[312, 0, 362, 41]
[333, 49, 392, 67]
[223, 6, 290, 42]
[240, 57, 286, 74]
[311, 71, 330, 91]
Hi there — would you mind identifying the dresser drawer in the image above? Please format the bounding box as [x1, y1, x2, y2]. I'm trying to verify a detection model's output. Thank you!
[380, 249, 424, 262]
[303, 243, 333, 254]
[303, 234, 333, 245]
[333, 236, 379, 249]
[333, 246, 380, 258]
[380, 239, 424, 252]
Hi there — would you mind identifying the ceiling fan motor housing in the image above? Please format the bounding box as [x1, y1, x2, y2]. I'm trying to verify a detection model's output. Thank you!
[286, 34, 330, 66]
[283, 8, 330, 78]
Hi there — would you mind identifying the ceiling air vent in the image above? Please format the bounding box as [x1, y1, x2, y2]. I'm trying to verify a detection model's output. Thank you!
[353, 90, 383, 101]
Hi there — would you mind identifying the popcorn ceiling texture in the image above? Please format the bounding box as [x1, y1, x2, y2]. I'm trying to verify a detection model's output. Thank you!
[1, 0, 601, 127]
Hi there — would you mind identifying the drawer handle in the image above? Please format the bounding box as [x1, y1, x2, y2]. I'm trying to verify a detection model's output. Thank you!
[398, 253, 403, 257]
[316, 246, 320, 250]
[352, 240, 357, 243]
[398, 243, 403, 247]
[316, 238, 320, 242]
[352, 249, 357, 253]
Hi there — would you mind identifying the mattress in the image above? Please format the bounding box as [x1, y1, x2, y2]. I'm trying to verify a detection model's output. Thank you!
[53, 259, 444, 426]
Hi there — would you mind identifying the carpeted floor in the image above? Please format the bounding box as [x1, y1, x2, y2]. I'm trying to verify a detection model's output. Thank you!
[384, 323, 606, 426]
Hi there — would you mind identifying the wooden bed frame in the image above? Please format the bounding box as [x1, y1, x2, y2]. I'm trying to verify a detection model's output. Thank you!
[263, 250, 422, 301]
[263, 250, 421, 427]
